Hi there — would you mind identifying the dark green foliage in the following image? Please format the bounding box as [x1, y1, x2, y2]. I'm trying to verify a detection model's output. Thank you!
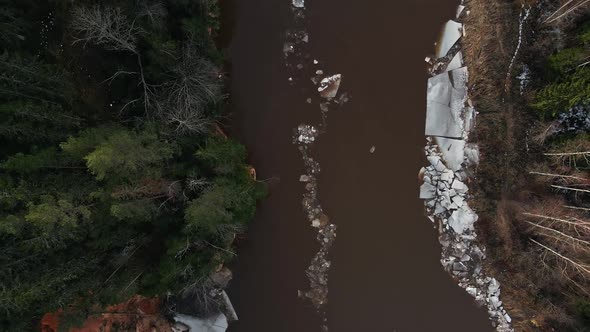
[0, 7, 28, 47]
[545, 47, 587, 79]
[577, 20, 590, 45]
[0, 101, 81, 143]
[576, 300, 590, 327]
[82, 128, 176, 181]
[184, 178, 259, 236]
[2, 148, 60, 173]
[0, 0, 260, 330]
[533, 67, 590, 118]
[110, 200, 159, 222]
[0, 53, 73, 104]
[534, 23, 590, 119]
[196, 137, 248, 176]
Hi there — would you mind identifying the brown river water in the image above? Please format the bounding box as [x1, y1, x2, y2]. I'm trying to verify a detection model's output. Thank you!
[226, 0, 494, 331]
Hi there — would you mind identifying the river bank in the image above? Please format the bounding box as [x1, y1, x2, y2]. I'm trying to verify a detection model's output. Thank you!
[455, 0, 590, 330]
[420, 2, 513, 331]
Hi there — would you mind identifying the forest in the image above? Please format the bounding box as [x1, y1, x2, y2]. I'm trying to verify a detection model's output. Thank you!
[0, 0, 263, 330]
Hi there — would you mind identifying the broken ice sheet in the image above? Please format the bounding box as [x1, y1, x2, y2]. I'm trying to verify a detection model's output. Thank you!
[445, 51, 463, 72]
[434, 136, 465, 171]
[456, 5, 466, 19]
[436, 20, 463, 58]
[420, 182, 436, 199]
[425, 67, 468, 138]
[318, 74, 342, 98]
[447, 204, 477, 234]
[295, 124, 318, 144]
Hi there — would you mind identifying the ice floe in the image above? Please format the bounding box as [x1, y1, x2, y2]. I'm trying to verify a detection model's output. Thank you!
[318, 74, 342, 99]
[292, 0, 304, 8]
[425, 67, 468, 138]
[436, 20, 463, 58]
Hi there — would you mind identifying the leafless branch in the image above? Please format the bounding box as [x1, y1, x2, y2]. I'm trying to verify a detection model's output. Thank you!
[544, 0, 590, 24]
[157, 44, 223, 135]
[137, 0, 167, 27]
[71, 5, 142, 53]
[531, 238, 590, 276]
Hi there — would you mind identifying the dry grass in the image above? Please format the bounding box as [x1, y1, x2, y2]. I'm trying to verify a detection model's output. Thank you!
[463, 0, 530, 205]
[463, 0, 590, 330]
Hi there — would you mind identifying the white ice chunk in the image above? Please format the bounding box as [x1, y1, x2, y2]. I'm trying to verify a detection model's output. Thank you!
[318, 74, 342, 98]
[420, 182, 436, 199]
[446, 51, 463, 72]
[456, 5, 466, 19]
[292, 0, 304, 8]
[488, 278, 501, 296]
[435, 137, 465, 171]
[174, 313, 228, 332]
[434, 202, 447, 214]
[452, 195, 465, 207]
[447, 204, 477, 234]
[440, 169, 455, 183]
[436, 20, 463, 58]
[427, 155, 448, 173]
[425, 67, 468, 138]
[464, 143, 480, 166]
[451, 179, 468, 194]
[464, 104, 476, 134]
[466, 286, 477, 297]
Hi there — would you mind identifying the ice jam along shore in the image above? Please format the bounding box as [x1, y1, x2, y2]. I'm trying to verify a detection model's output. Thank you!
[420, 2, 513, 331]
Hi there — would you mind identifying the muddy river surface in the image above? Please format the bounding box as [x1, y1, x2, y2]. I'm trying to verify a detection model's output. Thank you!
[226, 0, 493, 331]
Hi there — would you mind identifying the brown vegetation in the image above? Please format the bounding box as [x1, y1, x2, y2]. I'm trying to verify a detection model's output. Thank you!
[41, 296, 172, 332]
[463, 0, 590, 330]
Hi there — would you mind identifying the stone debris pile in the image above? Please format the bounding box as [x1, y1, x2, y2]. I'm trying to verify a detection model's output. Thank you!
[420, 2, 513, 331]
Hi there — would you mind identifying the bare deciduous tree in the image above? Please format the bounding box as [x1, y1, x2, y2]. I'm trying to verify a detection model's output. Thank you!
[70, 5, 222, 130]
[137, 0, 167, 27]
[70, 5, 159, 114]
[544, 0, 590, 25]
[180, 275, 224, 317]
[158, 45, 223, 135]
[71, 5, 142, 53]
[522, 200, 590, 292]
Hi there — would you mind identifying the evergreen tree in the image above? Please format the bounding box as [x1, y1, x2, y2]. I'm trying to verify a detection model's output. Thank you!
[533, 67, 590, 118]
